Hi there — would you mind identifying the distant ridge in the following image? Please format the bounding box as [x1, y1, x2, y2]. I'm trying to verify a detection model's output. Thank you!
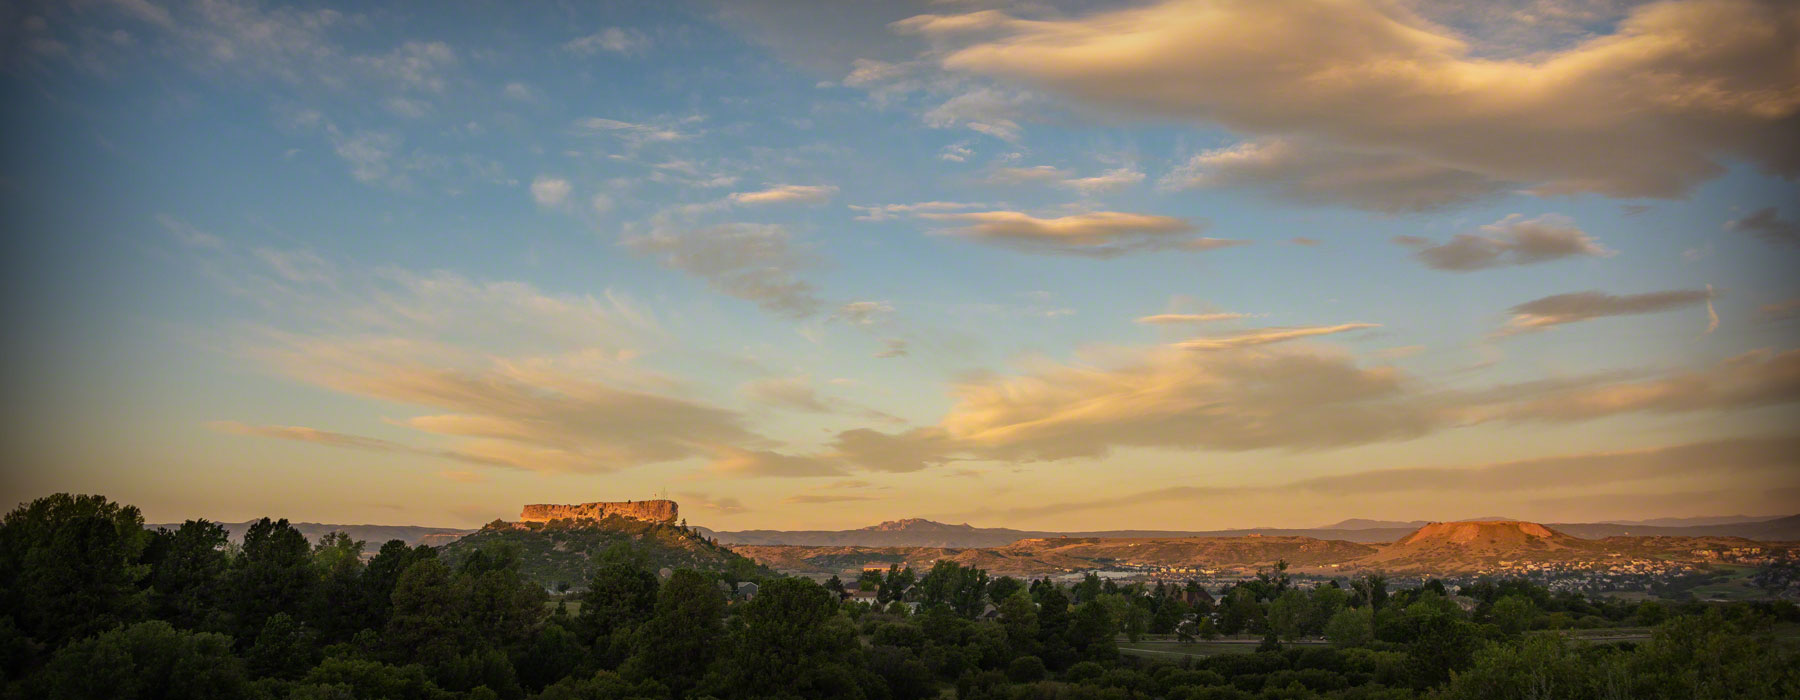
[701, 513, 1800, 548]
[146, 520, 475, 548]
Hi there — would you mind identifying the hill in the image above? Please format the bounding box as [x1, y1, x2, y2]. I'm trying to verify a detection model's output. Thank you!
[442, 515, 771, 590]
[148, 520, 474, 548]
[704, 513, 1800, 548]
[731, 535, 1377, 577]
[1355, 521, 1595, 572]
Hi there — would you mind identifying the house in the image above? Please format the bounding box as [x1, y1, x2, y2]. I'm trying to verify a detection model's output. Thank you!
[734, 582, 759, 600]
[1179, 586, 1215, 608]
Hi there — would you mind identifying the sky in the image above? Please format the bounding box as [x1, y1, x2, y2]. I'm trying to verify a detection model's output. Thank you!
[1, 0, 1796, 531]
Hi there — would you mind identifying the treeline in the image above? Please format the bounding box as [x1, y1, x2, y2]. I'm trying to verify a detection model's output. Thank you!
[1, 494, 1797, 699]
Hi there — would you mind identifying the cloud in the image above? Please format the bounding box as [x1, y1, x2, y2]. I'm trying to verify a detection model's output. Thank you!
[1183, 238, 1252, 251]
[679, 491, 747, 514]
[983, 165, 1068, 184]
[989, 435, 1800, 520]
[576, 117, 695, 147]
[1175, 323, 1378, 350]
[1762, 298, 1800, 321]
[740, 375, 833, 412]
[782, 492, 885, 504]
[849, 201, 982, 221]
[833, 301, 895, 326]
[624, 223, 822, 317]
[186, 241, 852, 476]
[874, 339, 910, 358]
[436, 470, 487, 483]
[1062, 168, 1145, 194]
[729, 184, 838, 205]
[829, 427, 960, 473]
[206, 421, 505, 468]
[1395, 214, 1613, 271]
[530, 176, 572, 206]
[1501, 288, 1715, 334]
[707, 446, 845, 477]
[1163, 139, 1506, 212]
[565, 27, 650, 55]
[923, 86, 1033, 140]
[1726, 207, 1800, 246]
[906, 0, 1800, 203]
[1481, 349, 1800, 421]
[156, 215, 225, 249]
[918, 210, 1207, 257]
[938, 344, 1444, 460]
[1135, 312, 1255, 325]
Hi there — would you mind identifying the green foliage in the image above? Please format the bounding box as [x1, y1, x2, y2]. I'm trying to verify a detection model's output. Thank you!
[622, 569, 725, 696]
[30, 620, 248, 700]
[8, 493, 1800, 700]
[1325, 606, 1375, 648]
[143, 519, 230, 632]
[0, 493, 151, 646]
[228, 518, 317, 640]
[440, 517, 769, 592]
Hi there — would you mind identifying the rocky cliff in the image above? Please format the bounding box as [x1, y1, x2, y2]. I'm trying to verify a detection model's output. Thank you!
[519, 499, 678, 524]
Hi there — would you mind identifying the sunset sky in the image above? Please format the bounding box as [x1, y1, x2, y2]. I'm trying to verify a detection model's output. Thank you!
[2, 0, 1796, 531]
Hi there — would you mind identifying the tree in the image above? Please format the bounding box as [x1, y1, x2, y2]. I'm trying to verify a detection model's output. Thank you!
[0, 493, 151, 646]
[997, 591, 1039, 657]
[1324, 606, 1374, 648]
[382, 558, 466, 670]
[144, 519, 231, 632]
[578, 546, 660, 667]
[309, 531, 367, 643]
[1350, 573, 1389, 611]
[988, 576, 1024, 606]
[857, 569, 884, 593]
[1489, 594, 1539, 636]
[625, 569, 725, 697]
[706, 577, 868, 699]
[1217, 587, 1265, 636]
[247, 612, 316, 680]
[1067, 602, 1118, 662]
[880, 565, 916, 605]
[30, 620, 249, 699]
[227, 518, 316, 640]
[1266, 589, 1312, 641]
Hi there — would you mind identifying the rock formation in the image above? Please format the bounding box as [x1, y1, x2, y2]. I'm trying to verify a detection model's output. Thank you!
[519, 499, 678, 524]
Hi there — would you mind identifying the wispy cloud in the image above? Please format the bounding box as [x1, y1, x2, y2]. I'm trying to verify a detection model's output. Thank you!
[1394, 214, 1613, 271]
[565, 27, 650, 55]
[1726, 207, 1799, 246]
[1500, 289, 1715, 335]
[919, 210, 1219, 257]
[905, 0, 1798, 202]
[729, 184, 838, 205]
[624, 222, 821, 317]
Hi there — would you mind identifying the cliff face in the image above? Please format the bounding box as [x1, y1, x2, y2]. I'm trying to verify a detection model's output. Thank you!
[520, 500, 678, 524]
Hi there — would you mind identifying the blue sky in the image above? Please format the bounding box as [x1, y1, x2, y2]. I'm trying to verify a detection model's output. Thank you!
[2, 0, 1797, 529]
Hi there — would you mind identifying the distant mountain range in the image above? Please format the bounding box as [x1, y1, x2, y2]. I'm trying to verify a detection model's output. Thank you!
[146, 520, 474, 548]
[700, 514, 1800, 548]
[149, 513, 1800, 551]
[734, 519, 1799, 578]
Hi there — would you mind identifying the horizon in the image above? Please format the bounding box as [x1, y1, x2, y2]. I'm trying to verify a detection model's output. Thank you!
[129, 504, 1797, 534]
[3, 0, 1798, 532]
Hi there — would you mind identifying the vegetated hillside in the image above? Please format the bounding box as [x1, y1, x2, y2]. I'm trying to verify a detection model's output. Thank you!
[442, 515, 771, 590]
[705, 517, 1424, 547]
[731, 535, 1376, 576]
[1000, 535, 1378, 570]
[148, 520, 474, 547]
[703, 513, 1800, 548]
